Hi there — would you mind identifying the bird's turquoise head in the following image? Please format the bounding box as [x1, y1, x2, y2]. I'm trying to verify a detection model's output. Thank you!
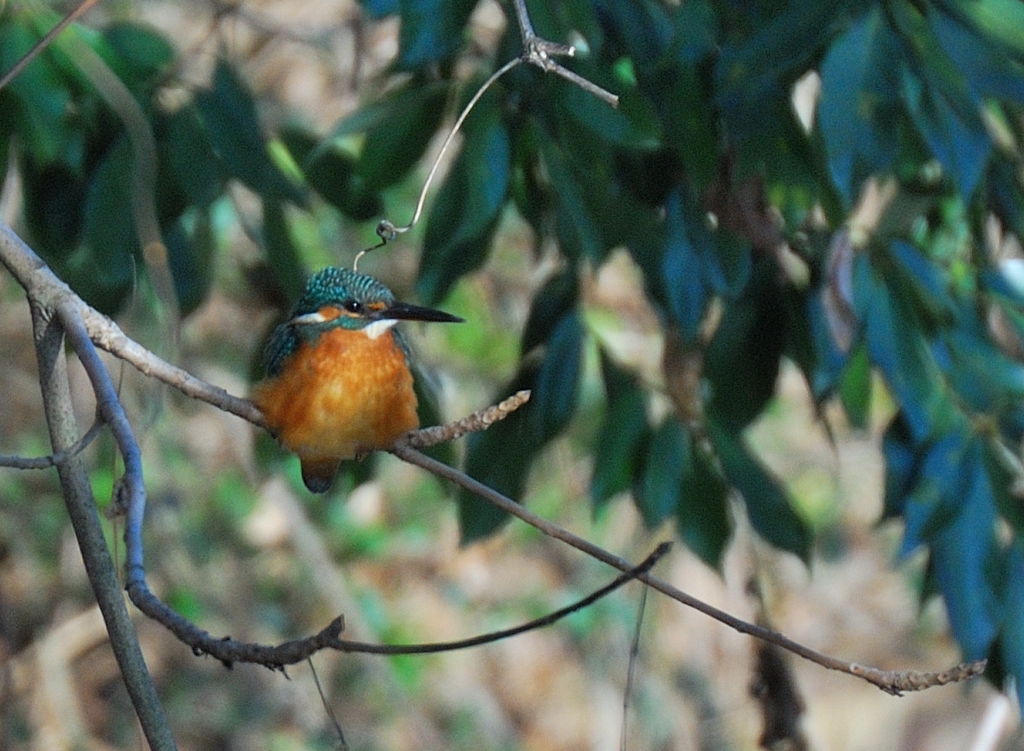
[263, 267, 462, 376]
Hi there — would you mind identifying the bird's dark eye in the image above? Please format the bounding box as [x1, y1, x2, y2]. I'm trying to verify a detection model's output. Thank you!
[343, 299, 363, 314]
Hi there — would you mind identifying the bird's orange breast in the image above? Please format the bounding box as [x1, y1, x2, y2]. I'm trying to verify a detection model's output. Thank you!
[252, 327, 419, 464]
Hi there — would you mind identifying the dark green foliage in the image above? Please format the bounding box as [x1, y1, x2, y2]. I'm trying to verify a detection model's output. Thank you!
[194, 61, 305, 205]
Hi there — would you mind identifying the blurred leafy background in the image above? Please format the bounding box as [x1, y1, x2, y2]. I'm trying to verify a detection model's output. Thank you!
[3, 0, 1024, 747]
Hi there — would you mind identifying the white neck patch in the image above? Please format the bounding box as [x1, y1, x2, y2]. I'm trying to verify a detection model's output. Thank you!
[362, 319, 399, 340]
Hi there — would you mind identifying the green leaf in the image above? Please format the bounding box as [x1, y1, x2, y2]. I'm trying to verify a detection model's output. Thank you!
[521, 268, 579, 355]
[709, 421, 810, 561]
[927, 438, 1000, 659]
[677, 440, 731, 570]
[398, 0, 477, 67]
[281, 126, 383, 221]
[716, 0, 851, 125]
[560, 81, 662, 149]
[0, 20, 79, 165]
[660, 190, 752, 341]
[899, 61, 990, 201]
[704, 262, 784, 431]
[930, 7, 1024, 104]
[899, 427, 973, 554]
[881, 412, 917, 521]
[839, 344, 872, 429]
[412, 366, 455, 467]
[82, 137, 139, 280]
[935, 0, 1024, 62]
[262, 198, 308, 304]
[164, 105, 224, 208]
[1001, 543, 1024, 703]
[360, 0, 399, 18]
[540, 140, 605, 263]
[417, 94, 509, 304]
[195, 60, 305, 204]
[459, 367, 541, 543]
[637, 419, 688, 528]
[20, 159, 86, 257]
[671, 0, 718, 64]
[354, 81, 449, 192]
[818, 7, 904, 205]
[594, 0, 672, 68]
[592, 379, 650, 510]
[857, 255, 948, 443]
[102, 22, 175, 96]
[531, 312, 585, 443]
[165, 208, 215, 317]
[660, 65, 718, 189]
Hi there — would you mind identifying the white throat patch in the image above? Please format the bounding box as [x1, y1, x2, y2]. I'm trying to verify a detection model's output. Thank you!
[362, 319, 399, 340]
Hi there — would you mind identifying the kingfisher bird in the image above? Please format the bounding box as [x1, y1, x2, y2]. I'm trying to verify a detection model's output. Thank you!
[253, 266, 463, 493]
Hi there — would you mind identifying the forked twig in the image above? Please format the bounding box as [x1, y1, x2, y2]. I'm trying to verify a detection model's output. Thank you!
[353, 0, 618, 270]
[0, 419, 104, 469]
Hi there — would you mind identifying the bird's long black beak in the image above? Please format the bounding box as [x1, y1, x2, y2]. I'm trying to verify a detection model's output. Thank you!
[379, 301, 464, 324]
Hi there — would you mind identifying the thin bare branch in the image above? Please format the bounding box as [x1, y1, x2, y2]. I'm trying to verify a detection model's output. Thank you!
[336, 543, 668, 655]
[124, 540, 663, 669]
[31, 302, 175, 751]
[0, 0, 101, 92]
[0, 418, 104, 469]
[511, 0, 618, 106]
[390, 444, 986, 695]
[0, 222, 263, 426]
[402, 389, 531, 448]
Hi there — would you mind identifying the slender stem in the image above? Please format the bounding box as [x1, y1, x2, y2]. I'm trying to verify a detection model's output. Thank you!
[57, 302, 148, 586]
[31, 303, 176, 751]
[0, 419, 105, 469]
[391, 444, 985, 694]
[0, 0, 101, 92]
[336, 543, 668, 655]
